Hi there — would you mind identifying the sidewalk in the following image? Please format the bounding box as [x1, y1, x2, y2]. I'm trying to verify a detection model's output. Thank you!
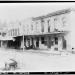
[0, 47, 72, 56]
[15, 48, 72, 56]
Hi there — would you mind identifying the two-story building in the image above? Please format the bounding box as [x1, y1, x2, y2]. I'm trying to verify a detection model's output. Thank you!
[21, 8, 71, 51]
[2, 8, 75, 51]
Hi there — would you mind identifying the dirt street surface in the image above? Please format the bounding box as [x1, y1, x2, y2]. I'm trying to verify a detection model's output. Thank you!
[0, 48, 74, 72]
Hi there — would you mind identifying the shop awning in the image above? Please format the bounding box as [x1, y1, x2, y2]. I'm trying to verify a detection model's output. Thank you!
[23, 31, 69, 36]
[0, 36, 15, 41]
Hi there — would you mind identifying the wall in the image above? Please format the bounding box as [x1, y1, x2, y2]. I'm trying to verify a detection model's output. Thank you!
[69, 10, 75, 49]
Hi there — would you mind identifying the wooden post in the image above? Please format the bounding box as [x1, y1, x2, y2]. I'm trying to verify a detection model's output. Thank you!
[23, 24, 25, 51]
[23, 33, 24, 51]
[1, 32, 2, 48]
[1, 40, 2, 47]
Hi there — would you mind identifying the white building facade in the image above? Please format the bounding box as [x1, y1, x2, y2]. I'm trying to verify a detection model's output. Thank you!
[1, 8, 75, 51]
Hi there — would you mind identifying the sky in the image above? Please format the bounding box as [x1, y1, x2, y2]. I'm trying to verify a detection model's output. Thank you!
[0, 3, 75, 23]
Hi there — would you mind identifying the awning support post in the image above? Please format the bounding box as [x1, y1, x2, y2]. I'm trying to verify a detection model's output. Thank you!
[1, 40, 2, 47]
[23, 35, 24, 51]
[1, 32, 2, 48]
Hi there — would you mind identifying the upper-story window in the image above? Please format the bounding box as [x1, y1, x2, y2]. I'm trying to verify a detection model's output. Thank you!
[10, 29, 12, 36]
[54, 18, 57, 21]
[54, 17, 58, 31]
[12, 29, 15, 36]
[36, 22, 38, 31]
[62, 16, 67, 27]
[15, 29, 17, 36]
[2, 32, 6, 37]
[41, 19, 44, 33]
[31, 24, 33, 31]
[47, 19, 50, 32]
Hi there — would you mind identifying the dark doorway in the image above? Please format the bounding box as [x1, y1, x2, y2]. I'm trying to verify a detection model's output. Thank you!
[55, 37, 58, 45]
[63, 38, 66, 49]
[41, 37, 45, 44]
[54, 37, 58, 51]
[36, 37, 39, 48]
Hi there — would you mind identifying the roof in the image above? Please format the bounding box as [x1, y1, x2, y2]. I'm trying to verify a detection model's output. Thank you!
[23, 31, 68, 36]
[32, 8, 72, 21]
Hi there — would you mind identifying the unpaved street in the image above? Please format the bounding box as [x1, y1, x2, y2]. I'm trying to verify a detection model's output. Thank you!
[0, 48, 75, 72]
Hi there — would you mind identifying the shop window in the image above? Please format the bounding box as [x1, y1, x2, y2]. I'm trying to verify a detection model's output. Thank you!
[18, 28, 20, 35]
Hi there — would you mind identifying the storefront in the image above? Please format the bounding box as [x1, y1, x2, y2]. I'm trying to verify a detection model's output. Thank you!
[0, 36, 15, 48]
[20, 31, 68, 51]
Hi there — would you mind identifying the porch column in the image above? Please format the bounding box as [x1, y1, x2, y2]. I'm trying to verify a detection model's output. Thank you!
[39, 37, 41, 49]
[1, 40, 3, 48]
[20, 37, 24, 49]
[26, 38, 29, 48]
[34, 38, 36, 49]
[51, 37, 55, 51]
[58, 36, 62, 51]
[30, 37, 32, 48]
[23, 35, 24, 51]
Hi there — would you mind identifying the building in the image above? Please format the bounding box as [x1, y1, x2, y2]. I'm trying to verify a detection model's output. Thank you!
[20, 8, 73, 51]
[1, 8, 75, 51]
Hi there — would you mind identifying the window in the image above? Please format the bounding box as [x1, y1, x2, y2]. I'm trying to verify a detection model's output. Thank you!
[54, 18, 57, 21]
[36, 22, 38, 32]
[15, 29, 17, 36]
[31, 24, 33, 30]
[41, 19, 44, 32]
[48, 19, 50, 32]
[18, 28, 19, 35]
[41, 37, 44, 44]
[54, 18, 59, 31]
[55, 37, 58, 45]
[12, 29, 15, 36]
[2, 32, 6, 36]
[10, 30, 13, 36]
[62, 16, 66, 26]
